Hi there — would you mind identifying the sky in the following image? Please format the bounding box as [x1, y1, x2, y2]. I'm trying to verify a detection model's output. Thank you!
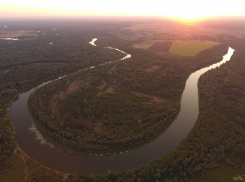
[1, 0, 245, 20]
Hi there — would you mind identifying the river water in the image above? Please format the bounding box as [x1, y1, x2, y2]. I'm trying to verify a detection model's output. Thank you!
[9, 40, 234, 174]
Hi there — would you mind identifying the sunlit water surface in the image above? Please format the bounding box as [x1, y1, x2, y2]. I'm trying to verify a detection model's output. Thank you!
[9, 40, 234, 174]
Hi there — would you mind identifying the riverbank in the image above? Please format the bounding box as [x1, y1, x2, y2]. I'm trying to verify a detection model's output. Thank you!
[9, 41, 232, 174]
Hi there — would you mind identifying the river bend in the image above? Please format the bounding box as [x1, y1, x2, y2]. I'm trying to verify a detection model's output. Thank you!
[9, 40, 234, 174]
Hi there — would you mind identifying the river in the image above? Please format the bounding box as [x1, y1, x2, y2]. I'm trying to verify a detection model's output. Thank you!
[9, 39, 234, 174]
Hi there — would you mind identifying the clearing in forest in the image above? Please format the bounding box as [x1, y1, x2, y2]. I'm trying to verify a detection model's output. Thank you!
[131, 40, 170, 50]
[133, 40, 219, 56]
[147, 42, 173, 52]
[168, 41, 219, 56]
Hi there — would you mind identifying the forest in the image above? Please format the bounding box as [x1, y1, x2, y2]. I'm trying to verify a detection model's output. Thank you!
[1, 18, 245, 182]
[0, 20, 137, 177]
[28, 43, 228, 155]
[62, 41, 245, 182]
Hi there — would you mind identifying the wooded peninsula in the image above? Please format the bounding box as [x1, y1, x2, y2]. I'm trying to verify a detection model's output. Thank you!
[1, 18, 245, 182]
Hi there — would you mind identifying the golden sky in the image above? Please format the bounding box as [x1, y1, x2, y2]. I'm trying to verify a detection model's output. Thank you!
[1, 0, 245, 20]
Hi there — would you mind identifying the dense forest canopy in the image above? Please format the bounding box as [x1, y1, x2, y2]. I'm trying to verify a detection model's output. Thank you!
[1, 18, 245, 181]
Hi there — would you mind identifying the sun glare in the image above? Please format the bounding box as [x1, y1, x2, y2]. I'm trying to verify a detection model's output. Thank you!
[1, 0, 245, 19]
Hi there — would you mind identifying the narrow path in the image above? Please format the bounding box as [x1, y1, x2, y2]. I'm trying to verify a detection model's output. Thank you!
[14, 147, 28, 182]
[62, 174, 69, 181]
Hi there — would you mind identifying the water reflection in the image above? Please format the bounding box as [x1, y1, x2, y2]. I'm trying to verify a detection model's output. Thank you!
[89, 38, 97, 46]
[9, 41, 234, 174]
[1, 38, 19, 41]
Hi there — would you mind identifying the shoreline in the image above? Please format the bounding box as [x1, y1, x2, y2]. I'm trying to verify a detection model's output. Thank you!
[29, 124, 54, 148]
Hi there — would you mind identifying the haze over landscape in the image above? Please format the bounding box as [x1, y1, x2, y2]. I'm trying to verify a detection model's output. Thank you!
[1, 0, 245, 21]
[1, 0, 245, 182]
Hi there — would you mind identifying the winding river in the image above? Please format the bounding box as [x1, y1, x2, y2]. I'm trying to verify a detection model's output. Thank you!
[9, 39, 234, 174]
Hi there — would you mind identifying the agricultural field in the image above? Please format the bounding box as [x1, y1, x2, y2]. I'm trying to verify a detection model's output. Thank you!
[147, 42, 173, 52]
[118, 21, 245, 42]
[133, 40, 219, 56]
[168, 41, 220, 56]
[131, 40, 168, 50]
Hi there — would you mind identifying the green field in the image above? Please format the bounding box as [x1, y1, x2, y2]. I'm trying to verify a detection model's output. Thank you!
[169, 42, 219, 56]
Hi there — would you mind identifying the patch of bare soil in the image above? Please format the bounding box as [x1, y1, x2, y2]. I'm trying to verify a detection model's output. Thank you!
[105, 85, 114, 94]
[133, 91, 166, 104]
[97, 80, 107, 96]
[144, 65, 160, 72]
[62, 174, 69, 181]
[118, 126, 125, 135]
[82, 120, 104, 138]
[88, 120, 104, 132]
[58, 92, 66, 100]
[66, 81, 83, 94]
[131, 40, 173, 50]
[98, 83, 115, 96]
[147, 42, 173, 52]
[50, 80, 85, 119]
[49, 79, 117, 138]
[50, 95, 60, 119]
[98, 80, 107, 90]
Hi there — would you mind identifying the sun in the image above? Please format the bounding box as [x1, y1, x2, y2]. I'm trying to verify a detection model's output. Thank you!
[1, 0, 245, 19]
[175, 13, 203, 20]
[154, 1, 213, 23]
[168, 12, 208, 23]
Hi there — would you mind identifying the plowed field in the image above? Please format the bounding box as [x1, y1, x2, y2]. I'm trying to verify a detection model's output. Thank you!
[147, 42, 173, 52]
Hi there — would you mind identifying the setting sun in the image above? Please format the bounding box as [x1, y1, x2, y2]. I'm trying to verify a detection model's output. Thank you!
[1, 0, 245, 20]
[2, 0, 245, 179]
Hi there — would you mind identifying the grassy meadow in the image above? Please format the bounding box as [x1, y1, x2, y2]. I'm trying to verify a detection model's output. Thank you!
[133, 40, 220, 56]
[169, 42, 219, 56]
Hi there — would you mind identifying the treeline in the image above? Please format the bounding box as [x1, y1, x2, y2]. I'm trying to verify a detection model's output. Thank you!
[198, 40, 245, 163]
[0, 114, 16, 172]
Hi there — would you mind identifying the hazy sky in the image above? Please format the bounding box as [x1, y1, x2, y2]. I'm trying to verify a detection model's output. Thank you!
[1, 0, 245, 20]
